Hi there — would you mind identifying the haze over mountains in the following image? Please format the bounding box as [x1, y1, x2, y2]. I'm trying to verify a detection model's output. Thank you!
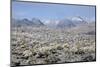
[12, 16, 95, 28]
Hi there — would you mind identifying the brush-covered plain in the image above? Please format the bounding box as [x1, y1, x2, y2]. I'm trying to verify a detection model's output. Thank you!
[11, 23, 96, 66]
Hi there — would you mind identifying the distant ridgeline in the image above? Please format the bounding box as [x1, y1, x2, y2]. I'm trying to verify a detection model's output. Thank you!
[12, 16, 95, 28]
[12, 18, 44, 27]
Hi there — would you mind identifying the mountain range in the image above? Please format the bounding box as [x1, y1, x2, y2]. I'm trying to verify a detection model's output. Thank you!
[12, 16, 95, 28]
[12, 18, 44, 27]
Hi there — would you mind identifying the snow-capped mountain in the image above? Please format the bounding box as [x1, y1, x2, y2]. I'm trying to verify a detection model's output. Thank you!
[71, 16, 87, 25]
[43, 16, 88, 28]
[44, 20, 59, 28]
[12, 16, 94, 28]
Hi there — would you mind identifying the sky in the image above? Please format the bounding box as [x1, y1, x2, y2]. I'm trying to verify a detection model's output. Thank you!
[12, 1, 96, 21]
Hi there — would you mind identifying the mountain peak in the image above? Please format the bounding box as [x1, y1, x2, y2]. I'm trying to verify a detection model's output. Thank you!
[12, 18, 44, 27]
[72, 16, 83, 21]
[71, 16, 87, 24]
[57, 18, 76, 28]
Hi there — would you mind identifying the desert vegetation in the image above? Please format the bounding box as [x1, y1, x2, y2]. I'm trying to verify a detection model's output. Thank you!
[11, 23, 96, 66]
[11, 1, 96, 66]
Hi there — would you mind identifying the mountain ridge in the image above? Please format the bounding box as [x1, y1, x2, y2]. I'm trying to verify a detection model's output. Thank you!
[12, 16, 95, 28]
